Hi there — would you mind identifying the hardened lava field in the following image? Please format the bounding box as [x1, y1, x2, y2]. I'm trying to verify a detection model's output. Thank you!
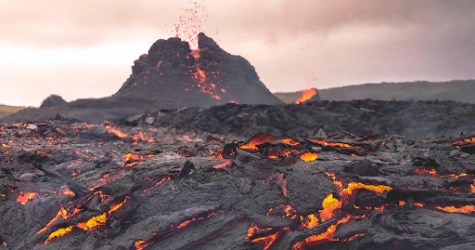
[1, 118, 475, 250]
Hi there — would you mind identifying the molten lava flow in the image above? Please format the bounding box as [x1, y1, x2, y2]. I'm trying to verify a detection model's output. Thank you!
[267, 204, 297, 219]
[292, 193, 365, 249]
[413, 169, 471, 180]
[325, 173, 392, 203]
[247, 228, 284, 250]
[293, 215, 361, 249]
[130, 131, 155, 143]
[342, 233, 365, 242]
[299, 214, 319, 230]
[134, 212, 218, 249]
[240, 133, 279, 151]
[141, 176, 172, 197]
[437, 205, 475, 214]
[75, 150, 90, 159]
[414, 202, 424, 207]
[125, 161, 144, 168]
[190, 49, 222, 101]
[325, 172, 343, 191]
[35, 191, 110, 236]
[77, 213, 107, 231]
[88, 172, 123, 191]
[39, 226, 74, 245]
[342, 182, 393, 196]
[213, 160, 232, 169]
[308, 139, 363, 150]
[282, 137, 300, 146]
[16, 191, 40, 205]
[413, 169, 442, 178]
[38, 196, 131, 245]
[106, 127, 128, 139]
[35, 205, 82, 235]
[319, 194, 342, 222]
[295, 88, 317, 104]
[267, 148, 300, 159]
[52, 186, 75, 197]
[300, 152, 319, 162]
[135, 238, 156, 250]
[453, 137, 475, 145]
[106, 125, 155, 142]
[123, 153, 155, 162]
[246, 204, 298, 249]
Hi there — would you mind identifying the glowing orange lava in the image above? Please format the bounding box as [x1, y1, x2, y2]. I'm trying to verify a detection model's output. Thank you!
[413, 169, 442, 178]
[319, 194, 342, 222]
[239, 133, 279, 151]
[16, 192, 40, 205]
[299, 214, 319, 230]
[213, 160, 232, 169]
[295, 88, 317, 104]
[282, 137, 300, 146]
[308, 138, 363, 150]
[437, 205, 475, 214]
[300, 152, 319, 162]
[39, 226, 74, 245]
[141, 176, 172, 197]
[341, 182, 393, 197]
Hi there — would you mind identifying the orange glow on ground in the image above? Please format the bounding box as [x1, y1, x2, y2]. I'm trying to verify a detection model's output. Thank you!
[16, 192, 40, 205]
[213, 160, 232, 169]
[308, 138, 363, 150]
[319, 194, 342, 222]
[141, 176, 172, 196]
[341, 182, 393, 197]
[300, 152, 319, 162]
[39, 226, 74, 245]
[437, 205, 475, 214]
[239, 133, 279, 151]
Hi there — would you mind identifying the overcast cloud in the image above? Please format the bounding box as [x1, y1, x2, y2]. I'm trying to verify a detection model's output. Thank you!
[1, 0, 475, 106]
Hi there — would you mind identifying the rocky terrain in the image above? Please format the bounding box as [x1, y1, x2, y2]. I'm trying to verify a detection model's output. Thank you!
[275, 80, 475, 104]
[1, 118, 475, 250]
[118, 100, 475, 140]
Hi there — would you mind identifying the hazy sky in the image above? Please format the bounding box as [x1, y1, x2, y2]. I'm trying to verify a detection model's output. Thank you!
[1, 0, 475, 106]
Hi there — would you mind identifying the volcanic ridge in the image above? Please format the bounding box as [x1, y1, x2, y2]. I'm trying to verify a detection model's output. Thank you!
[3, 33, 282, 123]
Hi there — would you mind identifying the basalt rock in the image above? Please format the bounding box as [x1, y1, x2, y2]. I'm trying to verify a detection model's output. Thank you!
[114, 33, 282, 107]
[2, 120, 475, 250]
[120, 99, 475, 140]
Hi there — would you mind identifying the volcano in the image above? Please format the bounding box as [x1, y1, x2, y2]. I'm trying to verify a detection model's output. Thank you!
[115, 33, 282, 107]
[2, 33, 282, 123]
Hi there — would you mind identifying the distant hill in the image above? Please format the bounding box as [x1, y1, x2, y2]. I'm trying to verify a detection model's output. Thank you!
[275, 80, 475, 104]
[0, 104, 25, 119]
